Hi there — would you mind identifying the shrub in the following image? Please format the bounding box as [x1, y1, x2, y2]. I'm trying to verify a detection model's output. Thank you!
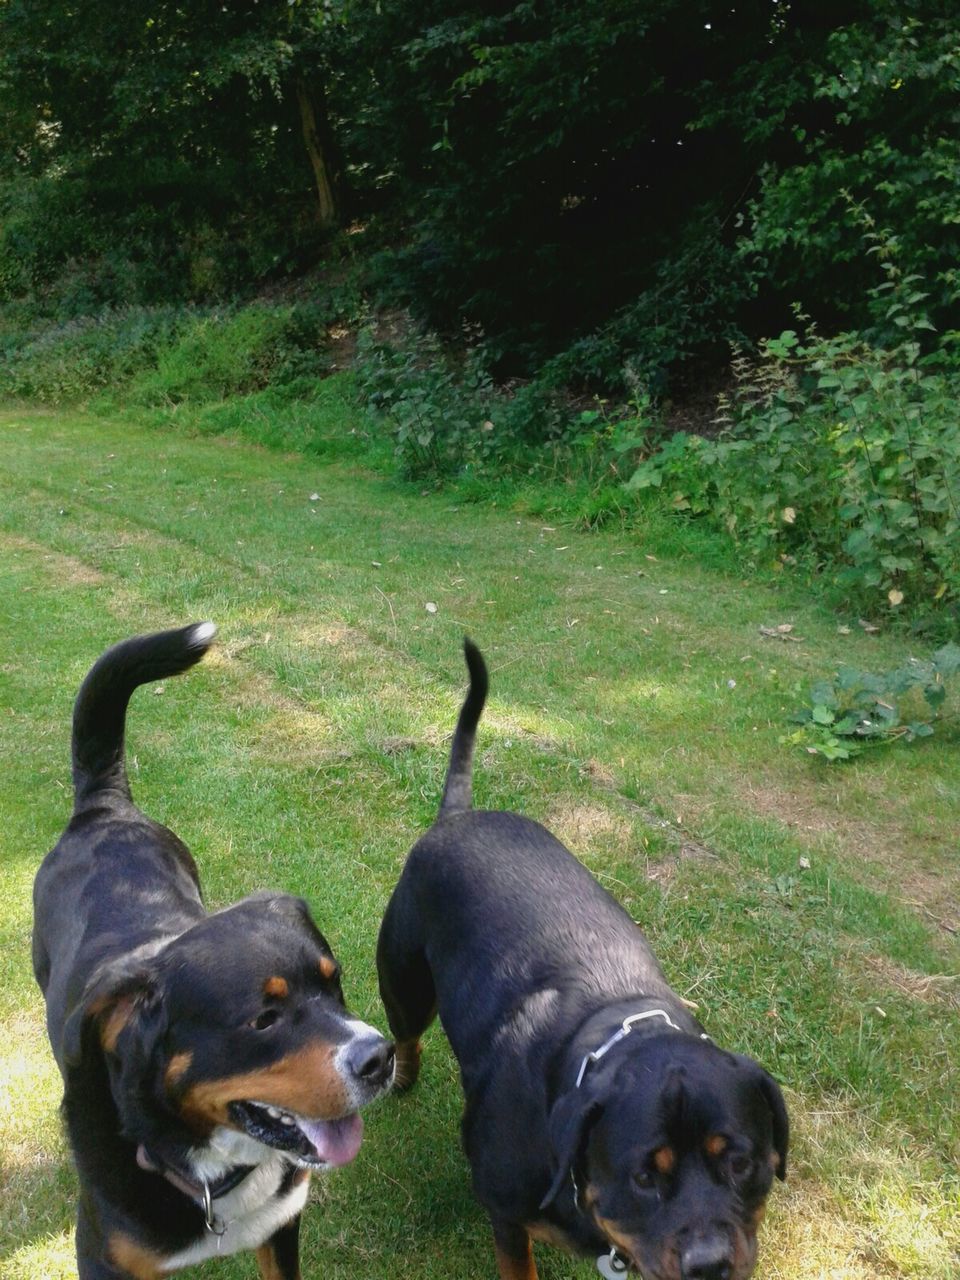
[127, 305, 331, 407]
[0, 306, 189, 404]
[354, 321, 501, 479]
[627, 319, 960, 625]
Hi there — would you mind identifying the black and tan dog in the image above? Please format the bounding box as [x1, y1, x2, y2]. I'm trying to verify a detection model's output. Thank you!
[33, 623, 395, 1280]
[377, 641, 788, 1280]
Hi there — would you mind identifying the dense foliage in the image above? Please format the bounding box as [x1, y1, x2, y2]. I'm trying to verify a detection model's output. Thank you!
[627, 319, 960, 625]
[0, 0, 340, 309]
[1, 1, 956, 382]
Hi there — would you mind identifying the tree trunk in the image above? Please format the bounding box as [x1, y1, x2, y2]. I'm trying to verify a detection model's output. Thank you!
[295, 78, 338, 228]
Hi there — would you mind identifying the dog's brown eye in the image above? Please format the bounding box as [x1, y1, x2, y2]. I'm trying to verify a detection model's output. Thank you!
[632, 1169, 655, 1191]
[251, 1009, 280, 1031]
[728, 1153, 751, 1178]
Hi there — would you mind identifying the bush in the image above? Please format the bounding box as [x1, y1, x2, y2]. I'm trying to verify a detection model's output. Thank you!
[0, 306, 189, 404]
[627, 327, 960, 625]
[127, 305, 332, 408]
[354, 316, 670, 501]
[355, 321, 502, 479]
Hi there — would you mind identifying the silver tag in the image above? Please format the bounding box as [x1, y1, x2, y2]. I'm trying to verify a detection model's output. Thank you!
[597, 1249, 629, 1278]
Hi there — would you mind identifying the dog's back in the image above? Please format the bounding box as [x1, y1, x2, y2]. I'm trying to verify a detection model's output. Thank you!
[414, 638, 671, 1009]
[378, 640, 677, 1081]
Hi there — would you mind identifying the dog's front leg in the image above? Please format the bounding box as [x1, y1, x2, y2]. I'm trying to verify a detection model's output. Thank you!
[255, 1213, 302, 1280]
[75, 1197, 163, 1280]
[490, 1216, 538, 1280]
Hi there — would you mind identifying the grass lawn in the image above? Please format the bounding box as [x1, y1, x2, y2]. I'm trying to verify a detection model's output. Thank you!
[0, 396, 958, 1279]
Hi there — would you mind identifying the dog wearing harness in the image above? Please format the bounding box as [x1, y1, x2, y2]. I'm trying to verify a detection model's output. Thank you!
[377, 640, 788, 1280]
[33, 623, 395, 1279]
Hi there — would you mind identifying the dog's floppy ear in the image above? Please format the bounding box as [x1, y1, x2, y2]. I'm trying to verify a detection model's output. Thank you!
[540, 1091, 603, 1209]
[62, 963, 161, 1069]
[733, 1054, 789, 1181]
[757, 1067, 789, 1180]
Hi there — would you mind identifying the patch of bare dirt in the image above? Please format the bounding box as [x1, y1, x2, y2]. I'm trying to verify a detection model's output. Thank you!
[736, 782, 960, 936]
[2, 533, 104, 586]
[659, 364, 735, 440]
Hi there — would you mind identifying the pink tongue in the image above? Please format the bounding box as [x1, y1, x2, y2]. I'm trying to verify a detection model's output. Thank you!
[298, 1113, 364, 1167]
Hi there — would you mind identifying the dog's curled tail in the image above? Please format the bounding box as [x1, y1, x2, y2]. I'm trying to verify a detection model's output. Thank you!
[438, 638, 488, 816]
[71, 622, 217, 811]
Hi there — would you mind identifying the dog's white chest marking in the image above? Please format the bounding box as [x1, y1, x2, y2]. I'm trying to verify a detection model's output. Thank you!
[160, 1145, 309, 1271]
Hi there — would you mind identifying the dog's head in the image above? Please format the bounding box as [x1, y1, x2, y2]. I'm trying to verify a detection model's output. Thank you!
[65, 894, 395, 1170]
[542, 1035, 787, 1280]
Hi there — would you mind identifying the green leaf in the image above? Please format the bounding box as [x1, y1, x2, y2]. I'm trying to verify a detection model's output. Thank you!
[923, 682, 946, 710]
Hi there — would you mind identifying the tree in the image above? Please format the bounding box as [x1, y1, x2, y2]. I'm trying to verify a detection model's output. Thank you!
[0, 0, 344, 303]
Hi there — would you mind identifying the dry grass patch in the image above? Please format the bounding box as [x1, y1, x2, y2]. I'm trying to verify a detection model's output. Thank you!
[544, 798, 634, 853]
[858, 953, 960, 1010]
[0, 533, 105, 587]
[762, 1101, 960, 1280]
[288, 620, 373, 653]
[703, 778, 960, 934]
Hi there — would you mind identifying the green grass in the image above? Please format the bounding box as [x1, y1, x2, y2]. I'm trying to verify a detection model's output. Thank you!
[1, 397, 958, 1279]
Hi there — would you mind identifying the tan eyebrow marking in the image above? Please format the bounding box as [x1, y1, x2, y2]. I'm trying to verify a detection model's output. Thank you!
[653, 1146, 676, 1175]
[263, 976, 289, 999]
[97, 993, 138, 1053]
[704, 1133, 728, 1157]
[318, 955, 337, 980]
[164, 1051, 193, 1089]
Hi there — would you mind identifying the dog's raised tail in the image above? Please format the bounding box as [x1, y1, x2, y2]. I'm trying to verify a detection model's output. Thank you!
[438, 638, 488, 816]
[71, 622, 217, 811]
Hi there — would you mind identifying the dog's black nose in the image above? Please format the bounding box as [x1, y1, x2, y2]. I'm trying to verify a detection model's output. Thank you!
[680, 1239, 732, 1280]
[345, 1036, 395, 1087]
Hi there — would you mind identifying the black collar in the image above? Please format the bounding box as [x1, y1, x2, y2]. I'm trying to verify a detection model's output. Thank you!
[136, 1144, 257, 1233]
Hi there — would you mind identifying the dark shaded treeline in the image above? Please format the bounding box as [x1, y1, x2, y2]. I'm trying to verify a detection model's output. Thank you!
[0, 0, 955, 387]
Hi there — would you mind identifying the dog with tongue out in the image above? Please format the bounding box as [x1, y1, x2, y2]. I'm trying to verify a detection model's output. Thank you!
[32, 623, 396, 1280]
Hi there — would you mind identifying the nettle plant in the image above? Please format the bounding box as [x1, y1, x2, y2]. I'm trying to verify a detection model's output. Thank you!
[355, 322, 499, 479]
[784, 643, 960, 761]
[729, 323, 959, 602]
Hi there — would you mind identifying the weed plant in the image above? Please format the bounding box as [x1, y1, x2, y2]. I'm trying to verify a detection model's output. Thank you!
[0, 306, 188, 404]
[125, 304, 332, 407]
[355, 323, 500, 478]
[628, 326, 960, 629]
[785, 642, 960, 761]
